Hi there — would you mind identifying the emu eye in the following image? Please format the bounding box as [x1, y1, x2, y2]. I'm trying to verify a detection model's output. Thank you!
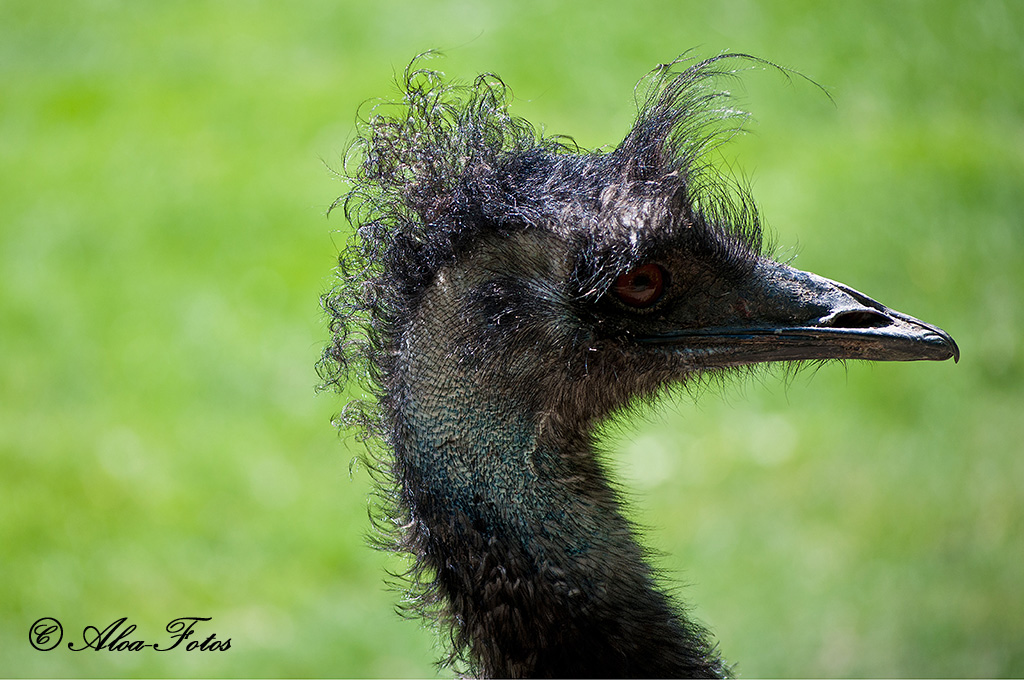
[612, 263, 666, 308]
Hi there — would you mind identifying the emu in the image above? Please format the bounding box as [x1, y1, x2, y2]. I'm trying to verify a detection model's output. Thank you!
[322, 54, 958, 678]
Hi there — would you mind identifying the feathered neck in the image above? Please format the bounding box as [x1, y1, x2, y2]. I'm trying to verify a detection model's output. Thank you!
[382, 241, 725, 677]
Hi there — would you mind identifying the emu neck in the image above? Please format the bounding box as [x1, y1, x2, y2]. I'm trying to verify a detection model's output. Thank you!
[390, 239, 724, 678]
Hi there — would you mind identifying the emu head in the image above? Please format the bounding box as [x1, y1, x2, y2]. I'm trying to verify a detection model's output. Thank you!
[328, 56, 957, 450]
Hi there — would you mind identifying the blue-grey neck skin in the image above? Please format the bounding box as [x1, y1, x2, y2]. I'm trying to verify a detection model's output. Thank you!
[390, 232, 725, 678]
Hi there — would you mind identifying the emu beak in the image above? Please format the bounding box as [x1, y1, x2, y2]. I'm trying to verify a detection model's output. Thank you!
[644, 261, 960, 366]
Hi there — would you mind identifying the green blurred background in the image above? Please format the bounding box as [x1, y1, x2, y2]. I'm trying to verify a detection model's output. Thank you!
[2, 0, 1021, 676]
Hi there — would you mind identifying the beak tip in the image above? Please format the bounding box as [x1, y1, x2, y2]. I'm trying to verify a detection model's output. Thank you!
[935, 330, 960, 364]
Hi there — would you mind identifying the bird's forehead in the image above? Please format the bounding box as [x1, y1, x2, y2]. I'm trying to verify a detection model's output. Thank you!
[600, 195, 679, 243]
[567, 186, 687, 268]
[538, 177, 675, 236]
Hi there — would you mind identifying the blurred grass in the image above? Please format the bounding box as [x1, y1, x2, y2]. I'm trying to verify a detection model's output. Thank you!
[1, 0, 1021, 676]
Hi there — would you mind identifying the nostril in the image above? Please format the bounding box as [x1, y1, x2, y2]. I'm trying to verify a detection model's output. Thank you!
[826, 309, 893, 329]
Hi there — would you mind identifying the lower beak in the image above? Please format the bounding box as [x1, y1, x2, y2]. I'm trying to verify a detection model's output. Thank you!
[642, 262, 959, 367]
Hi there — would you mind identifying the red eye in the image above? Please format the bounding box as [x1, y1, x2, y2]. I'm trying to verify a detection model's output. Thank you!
[612, 263, 666, 308]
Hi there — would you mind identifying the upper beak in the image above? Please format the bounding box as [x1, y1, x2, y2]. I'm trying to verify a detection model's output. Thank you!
[642, 261, 959, 367]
